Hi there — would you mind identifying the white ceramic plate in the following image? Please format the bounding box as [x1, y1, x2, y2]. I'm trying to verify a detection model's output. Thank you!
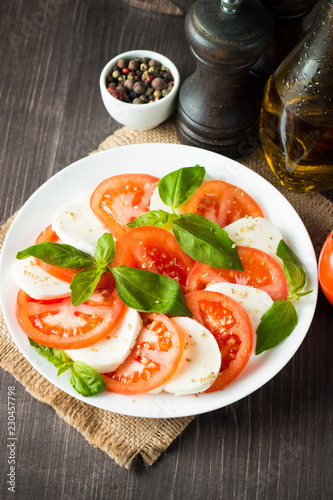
[0, 144, 318, 418]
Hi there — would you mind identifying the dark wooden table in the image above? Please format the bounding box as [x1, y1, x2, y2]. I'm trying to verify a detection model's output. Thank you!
[1, 1, 332, 499]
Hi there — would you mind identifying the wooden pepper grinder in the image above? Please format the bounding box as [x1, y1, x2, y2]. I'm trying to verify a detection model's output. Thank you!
[176, 0, 273, 158]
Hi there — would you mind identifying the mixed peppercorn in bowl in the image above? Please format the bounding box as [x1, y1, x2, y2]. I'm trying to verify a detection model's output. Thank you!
[100, 50, 180, 130]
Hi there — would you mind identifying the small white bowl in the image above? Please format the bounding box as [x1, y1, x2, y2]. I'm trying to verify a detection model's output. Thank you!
[100, 50, 180, 130]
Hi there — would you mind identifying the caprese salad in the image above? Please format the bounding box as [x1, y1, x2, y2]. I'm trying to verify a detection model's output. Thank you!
[12, 165, 311, 398]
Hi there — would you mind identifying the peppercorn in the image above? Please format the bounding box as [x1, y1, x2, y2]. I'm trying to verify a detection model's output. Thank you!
[112, 70, 121, 79]
[151, 77, 167, 91]
[149, 59, 160, 67]
[124, 79, 135, 91]
[153, 90, 162, 98]
[145, 87, 154, 96]
[117, 58, 128, 69]
[133, 98, 142, 104]
[128, 59, 139, 71]
[133, 81, 146, 95]
[116, 84, 126, 92]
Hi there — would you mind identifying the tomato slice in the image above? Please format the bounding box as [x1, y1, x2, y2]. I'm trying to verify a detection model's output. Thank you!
[186, 290, 253, 391]
[102, 313, 184, 394]
[16, 287, 124, 349]
[183, 180, 264, 227]
[35, 225, 78, 283]
[318, 231, 333, 305]
[90, 174, 159, 239]
[112, 226, 195, 293]
[186, 246, 288, 301]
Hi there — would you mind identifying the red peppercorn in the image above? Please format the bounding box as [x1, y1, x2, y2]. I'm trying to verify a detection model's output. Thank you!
[145, 75, 154, 83]
[122, 68, 130, 75]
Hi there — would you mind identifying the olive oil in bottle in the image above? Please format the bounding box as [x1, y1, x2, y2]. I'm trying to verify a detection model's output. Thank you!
[260, 0, 333, 192]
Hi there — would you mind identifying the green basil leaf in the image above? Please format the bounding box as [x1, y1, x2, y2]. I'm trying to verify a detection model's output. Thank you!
[255, 300, 298, 355]
[172, 213, 243, 270]
[57, 364, 73, 377]
[70, 267, 105, 306]
[28, 338, 72, 369]
[111, 265, 192, 317]
[276, 240, 307, 297]
[127, 210, 178, 229]
[94, 233, 116, 267]
[70, 361, 107, 397]
[158, 165, 205, 211]
[17, 242, 95, 269]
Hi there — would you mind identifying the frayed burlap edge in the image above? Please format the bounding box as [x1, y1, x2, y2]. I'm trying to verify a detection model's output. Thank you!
[1, 117, 332, 469]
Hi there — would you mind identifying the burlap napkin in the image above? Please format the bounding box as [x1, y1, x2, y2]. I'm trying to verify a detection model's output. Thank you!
[0, 118, 332, 469]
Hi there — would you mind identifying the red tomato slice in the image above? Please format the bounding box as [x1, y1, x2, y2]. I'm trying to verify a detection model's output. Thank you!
[112, 226, 195, 293]
[318, 231, 333, 305]
[16, 287, 124, 349]
[186, 290, 253, 391]
[102, 313, 184, 394]
[35, 225, 78, 283]
[186, 246, 288, 301]
[90, 173, 159, 239]
[183, 180, 264, 227]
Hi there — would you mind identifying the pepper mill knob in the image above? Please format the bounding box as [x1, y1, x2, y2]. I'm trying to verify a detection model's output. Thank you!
[176, 0, 273, 158]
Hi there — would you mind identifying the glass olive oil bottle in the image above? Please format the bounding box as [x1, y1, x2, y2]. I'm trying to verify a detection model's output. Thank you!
[260, 0, 333, 192]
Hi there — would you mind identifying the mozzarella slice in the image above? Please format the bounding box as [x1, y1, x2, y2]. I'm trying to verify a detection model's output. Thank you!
[12, 259, 71, 299]
[206, 283, 273, 333]
[64, 307, 142, 373]
[224, 216, 283, 266]
[52, 193, 108, 256]
[163, 317, 221, 395]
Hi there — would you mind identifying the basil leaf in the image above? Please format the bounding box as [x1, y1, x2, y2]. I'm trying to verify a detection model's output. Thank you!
[28, 339, 106, 396]
[70, 361, 107, 397]
[28, 338, 72, 369]
[94, 233, 116, 268]
[172, 213, 243, 270]
[276, 240, 311, 300]
[255, 300, 298, 355]
[70, 267, 105, 306]
[158, 165, 205, 211]
[111, 265, 192, 317]
[17, 242, 95, 269]
[127, 210, 178, 229]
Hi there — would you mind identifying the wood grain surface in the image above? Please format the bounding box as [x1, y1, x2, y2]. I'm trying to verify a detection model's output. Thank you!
[0, 1, 332, 499]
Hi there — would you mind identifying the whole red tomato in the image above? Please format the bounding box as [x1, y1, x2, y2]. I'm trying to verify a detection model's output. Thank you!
[318, 231, 333, 305]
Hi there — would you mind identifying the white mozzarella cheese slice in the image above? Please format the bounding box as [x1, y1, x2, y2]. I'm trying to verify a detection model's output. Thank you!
[12, 259, 71, 300]
[206, 283, 273, 333]
[162, 317, 221, 395]
[64, 307, 142, 373]
[224, 216, 283, 266]
[52, 193, 108, 256]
